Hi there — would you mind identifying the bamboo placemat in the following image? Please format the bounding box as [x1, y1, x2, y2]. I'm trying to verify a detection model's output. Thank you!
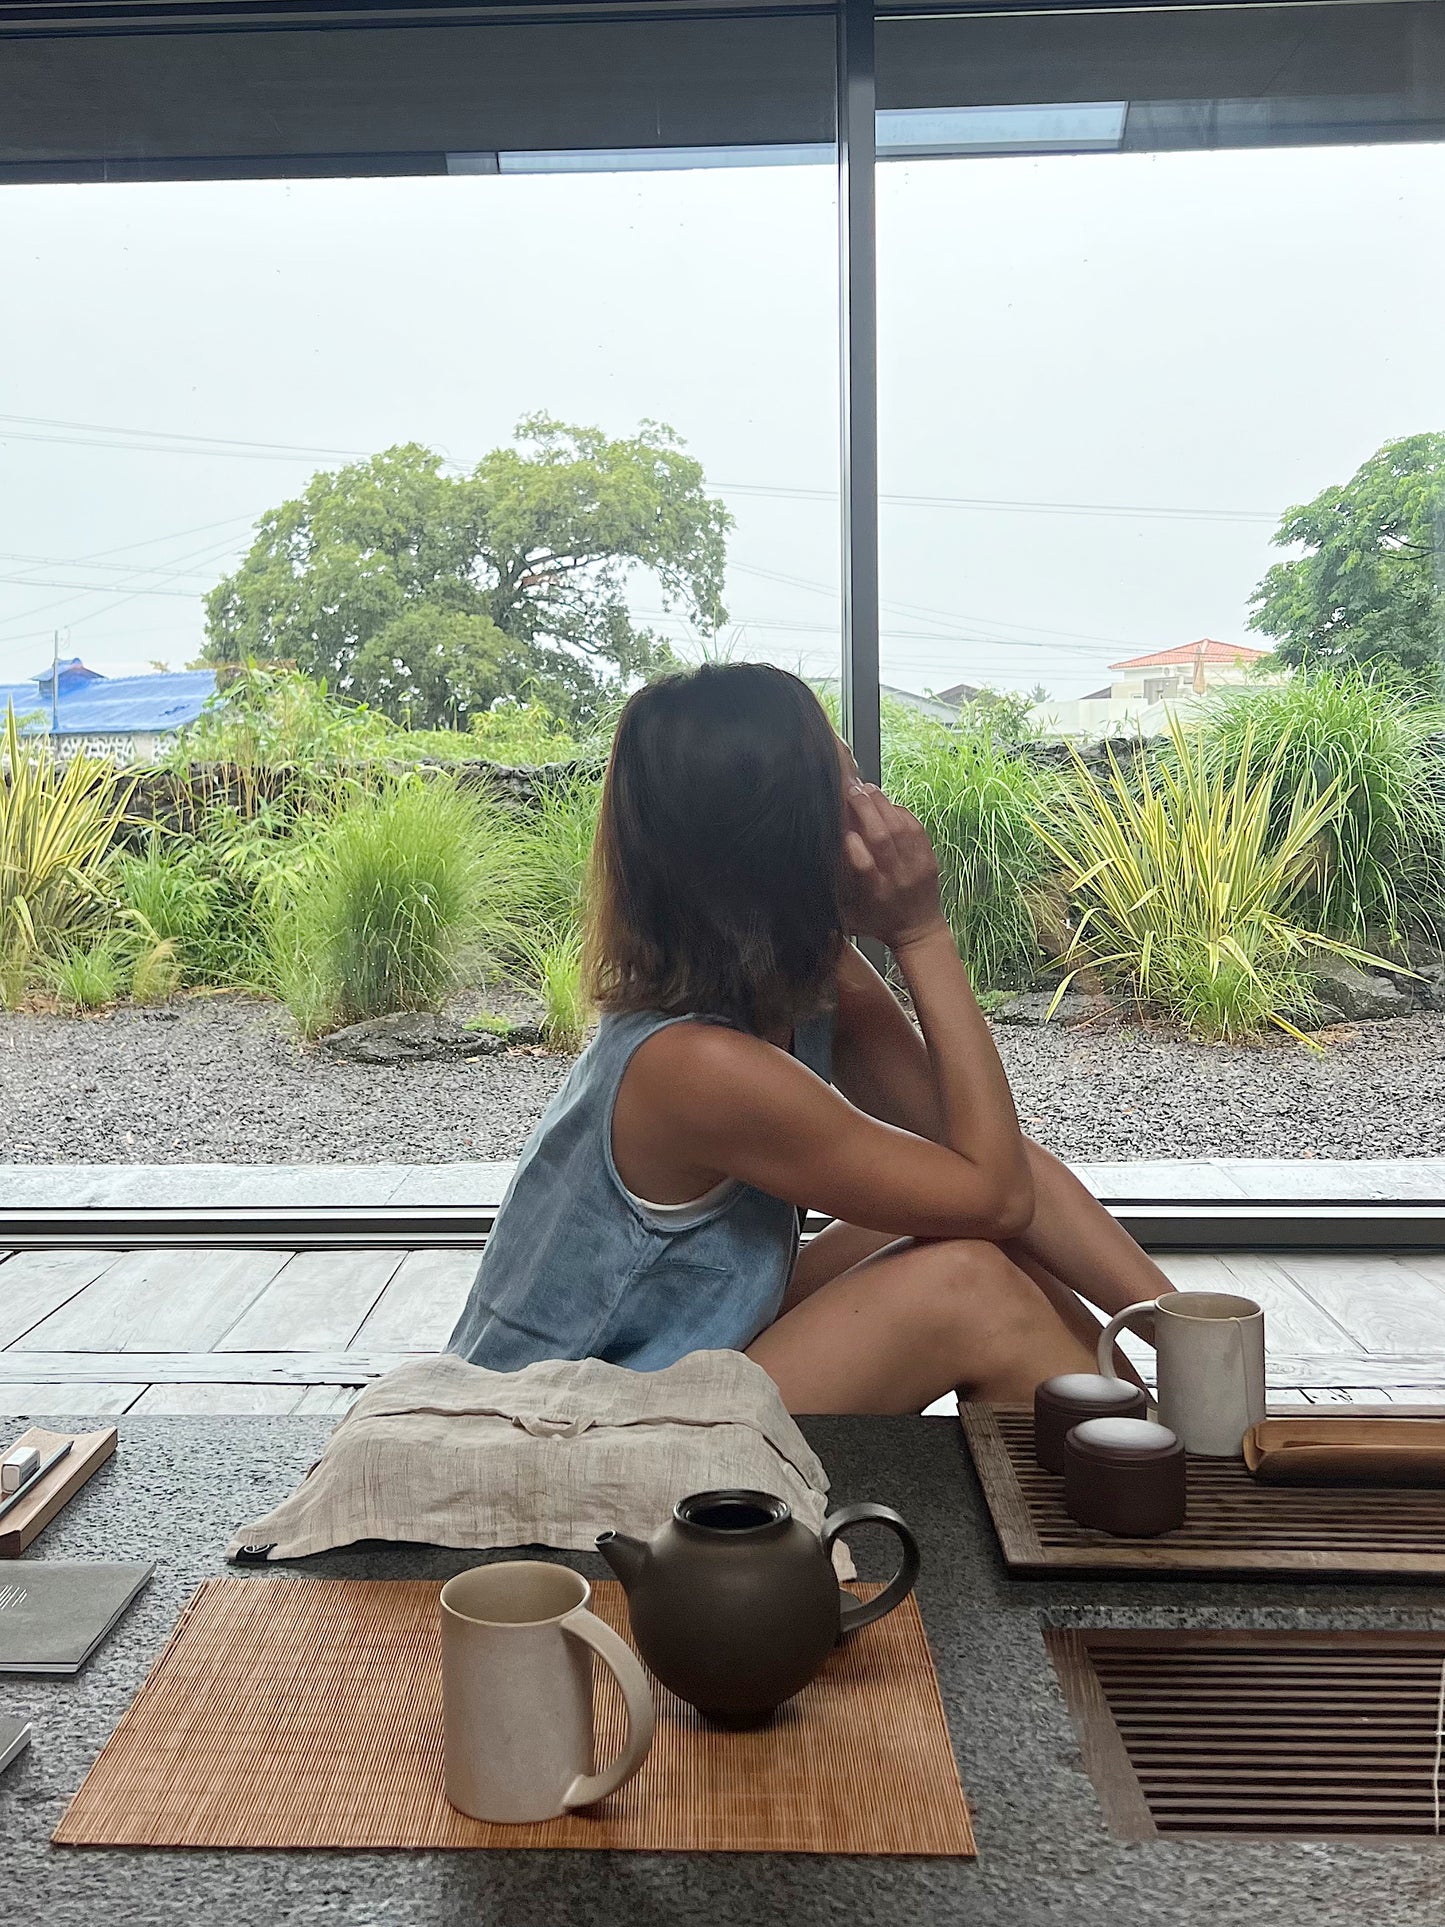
[54, 1576, 973, 1856]
[962, 1402, 1445, 1577]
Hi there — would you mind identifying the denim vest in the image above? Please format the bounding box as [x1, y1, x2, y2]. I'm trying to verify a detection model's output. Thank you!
[446, 1007, 834, 1372]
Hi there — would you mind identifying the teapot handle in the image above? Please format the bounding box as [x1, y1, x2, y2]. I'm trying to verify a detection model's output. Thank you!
[821, 1502, 921, 1636]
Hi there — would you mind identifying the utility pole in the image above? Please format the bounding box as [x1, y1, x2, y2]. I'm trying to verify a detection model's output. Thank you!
[50, 629, 60, 736]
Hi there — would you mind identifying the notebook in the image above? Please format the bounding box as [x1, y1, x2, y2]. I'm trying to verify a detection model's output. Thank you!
[0, 1714, 32, 1773]
[0, 1562, 154, 1674]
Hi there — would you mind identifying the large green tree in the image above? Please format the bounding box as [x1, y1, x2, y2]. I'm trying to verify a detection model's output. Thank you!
[1248, 432, 1445, 691]
[203, 416, 732, 727]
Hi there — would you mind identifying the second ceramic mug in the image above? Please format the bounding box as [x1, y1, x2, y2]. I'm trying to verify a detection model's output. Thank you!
[1096, 1289, 1266, 1458]
[440, 1560, 655, 1824]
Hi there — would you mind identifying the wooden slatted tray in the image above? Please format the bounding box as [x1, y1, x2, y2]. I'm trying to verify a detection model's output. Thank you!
[961, 1403, 1445, 1578]
[1047, 1629, 1445, 1840]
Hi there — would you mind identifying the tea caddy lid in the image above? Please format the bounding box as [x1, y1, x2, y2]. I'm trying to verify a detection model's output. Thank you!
[1066, 1416, 1181, 1462]
[1035, 1373, 1146, 1413]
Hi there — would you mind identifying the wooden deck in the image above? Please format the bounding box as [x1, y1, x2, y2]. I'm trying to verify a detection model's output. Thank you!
[1, 1244, 1444, 1416]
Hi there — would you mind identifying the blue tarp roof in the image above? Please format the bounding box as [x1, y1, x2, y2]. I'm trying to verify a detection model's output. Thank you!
[0, 667, 216, 736]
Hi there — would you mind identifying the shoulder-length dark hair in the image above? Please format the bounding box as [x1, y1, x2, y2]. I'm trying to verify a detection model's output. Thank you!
[585, 663, 846, 1035]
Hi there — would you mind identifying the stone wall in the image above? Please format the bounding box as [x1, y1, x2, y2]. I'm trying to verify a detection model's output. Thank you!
[121, 755, 601, 839]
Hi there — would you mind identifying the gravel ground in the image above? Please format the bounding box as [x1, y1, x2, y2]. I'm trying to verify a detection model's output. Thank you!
[3, 994, 1445, 1165]
[0, 993, 570, 1165]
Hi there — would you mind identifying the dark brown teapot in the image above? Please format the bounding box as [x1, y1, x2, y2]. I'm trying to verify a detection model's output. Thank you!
[597, 1488, 920, 1726]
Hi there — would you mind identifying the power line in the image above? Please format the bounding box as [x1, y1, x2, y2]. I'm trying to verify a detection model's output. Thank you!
[729, 560, 1132, 653]
[715, 480, 1277, 526]
[0, 518, 255, 633]
[0, 411, 1279, 526]
[0, 550, 220, 586]
[0, 412, 370, 464]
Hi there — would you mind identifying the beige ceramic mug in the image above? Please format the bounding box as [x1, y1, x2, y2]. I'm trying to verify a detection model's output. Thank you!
[1097, 1290, 1266, 1458]
[440, 1560, 655, 1824]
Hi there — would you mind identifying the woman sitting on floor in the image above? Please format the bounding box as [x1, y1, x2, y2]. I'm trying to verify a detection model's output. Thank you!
[448, 662, 1165, 1413]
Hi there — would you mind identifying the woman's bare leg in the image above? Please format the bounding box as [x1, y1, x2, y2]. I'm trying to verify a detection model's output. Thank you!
[1016, 1140, 1176, 1320]
[782, 1219, 896, 1313]
[1004, 1243, 1150, 1393]
[749, 1235, 1097, 1414]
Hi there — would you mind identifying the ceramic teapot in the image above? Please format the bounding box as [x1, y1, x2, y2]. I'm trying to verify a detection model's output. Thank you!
[597, 1487, 920, 1725]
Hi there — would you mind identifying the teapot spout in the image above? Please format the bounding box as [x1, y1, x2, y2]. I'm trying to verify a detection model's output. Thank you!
[596, 1529, 648, 1592]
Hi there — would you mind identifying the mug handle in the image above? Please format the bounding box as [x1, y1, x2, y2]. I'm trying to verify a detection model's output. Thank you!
[822, 1502, 921, 1636]
[559, 1607, 656, 1811]
[1097, 1299, 1158, 1379]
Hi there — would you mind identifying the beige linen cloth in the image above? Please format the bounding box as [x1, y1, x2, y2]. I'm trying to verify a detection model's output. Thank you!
[226, 1348, 851, 1571]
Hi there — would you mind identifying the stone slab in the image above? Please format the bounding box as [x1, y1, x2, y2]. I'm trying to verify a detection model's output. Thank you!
[2, 1415, 1442, 1926]
[10, 1157, 1445, 1215]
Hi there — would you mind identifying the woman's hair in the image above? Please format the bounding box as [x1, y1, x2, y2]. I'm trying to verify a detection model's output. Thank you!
[586, 663, 846, 1035]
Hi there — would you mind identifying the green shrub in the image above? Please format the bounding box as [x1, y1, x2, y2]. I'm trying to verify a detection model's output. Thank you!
[884, 721, 1058, 990]
[46, 938, 124, 1012]
[269, 776, 532, 1035]
[518, 929, 589, 1053]
[1198, 669, 1445, 948]
[467, 700, 579, 765]
[172, 664, 398, 774]
[128, 938, 183, 1006]
[512, 775, 601, 944]
[1036, 713, 1394, 1041]
[0, 704, 133, 998]
[113, 838, 219, 977]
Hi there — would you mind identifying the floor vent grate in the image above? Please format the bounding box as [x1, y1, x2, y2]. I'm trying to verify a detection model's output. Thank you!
[1047, 1630, 1445, 1840]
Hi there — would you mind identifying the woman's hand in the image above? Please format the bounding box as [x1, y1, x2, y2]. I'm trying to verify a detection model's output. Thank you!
[843, 782, 947, 952]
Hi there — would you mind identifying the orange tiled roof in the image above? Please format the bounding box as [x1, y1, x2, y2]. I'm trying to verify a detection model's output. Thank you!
[1109, 639, 1268, 672]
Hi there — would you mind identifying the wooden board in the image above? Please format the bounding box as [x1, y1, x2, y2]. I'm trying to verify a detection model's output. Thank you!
[126, 1385, 305, 1415]
[216, 1250, 404, 1353]
[12, 1249, 291, 1352]
[0, 1425, 117, 1556]
[961, 1403, 1445, 1577]
[0, 1250, 119, 1349]
[0, 1386, 140, 1418]
[1047, 1629, 1445, 1840]
[53, 1577, 974, 1857]
[352, 1248, 482, 1351]
[0, 1351, 411, 1386]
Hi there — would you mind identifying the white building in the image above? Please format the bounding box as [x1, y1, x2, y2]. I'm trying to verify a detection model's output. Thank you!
[1028, 639, 1276, 739]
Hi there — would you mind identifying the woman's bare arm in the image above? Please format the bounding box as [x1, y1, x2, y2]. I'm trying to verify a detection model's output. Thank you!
[622, 1023, 1033, 1240]
[614, 780, 1033, 1242]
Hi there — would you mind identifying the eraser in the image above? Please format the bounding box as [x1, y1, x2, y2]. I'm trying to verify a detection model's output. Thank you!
[1, 1446, 41, 1494]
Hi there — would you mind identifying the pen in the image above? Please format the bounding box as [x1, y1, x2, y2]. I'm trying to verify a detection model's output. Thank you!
[0, 1440, 74, 1523]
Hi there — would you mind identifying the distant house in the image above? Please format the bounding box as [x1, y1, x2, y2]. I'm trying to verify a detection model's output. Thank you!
[815, 677, 965, 724]
[1028, 639, 1277, 739]
[0, 658, 217, 763]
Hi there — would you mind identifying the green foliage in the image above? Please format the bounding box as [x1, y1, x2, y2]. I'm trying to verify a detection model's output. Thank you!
[204, 419, 731, 729]
[463, 1010, 514, 1037]
[268, 777, 532, 1035]
[1198, 670, 1445, 947]
[112, 818, 305, 992]
[128, 937, 183, 1006]
[1035, 713, 1392, 1041]
[517, 929, 589, 1054]
[45, 937, 124, 1012]
[1248, 433, 1445, 688]
[468, 701, 579, 765]
[884, 719, 1057, 990]
[0, 704, 134, 996]
[113, 838, 221, 970]
[511, 776, 601, 946]
[172, 663, 398, 772]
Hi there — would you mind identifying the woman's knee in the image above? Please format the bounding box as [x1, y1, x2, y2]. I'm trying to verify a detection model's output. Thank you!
[918, 1239, 1056, 1343]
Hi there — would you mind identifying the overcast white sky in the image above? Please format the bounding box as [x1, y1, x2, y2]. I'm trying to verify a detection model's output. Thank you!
[2, 139, 1443, 700]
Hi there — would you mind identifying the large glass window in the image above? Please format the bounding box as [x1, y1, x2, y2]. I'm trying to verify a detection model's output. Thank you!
[877, 3, 1445, 1166]
[0, 14, 838, 1171]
